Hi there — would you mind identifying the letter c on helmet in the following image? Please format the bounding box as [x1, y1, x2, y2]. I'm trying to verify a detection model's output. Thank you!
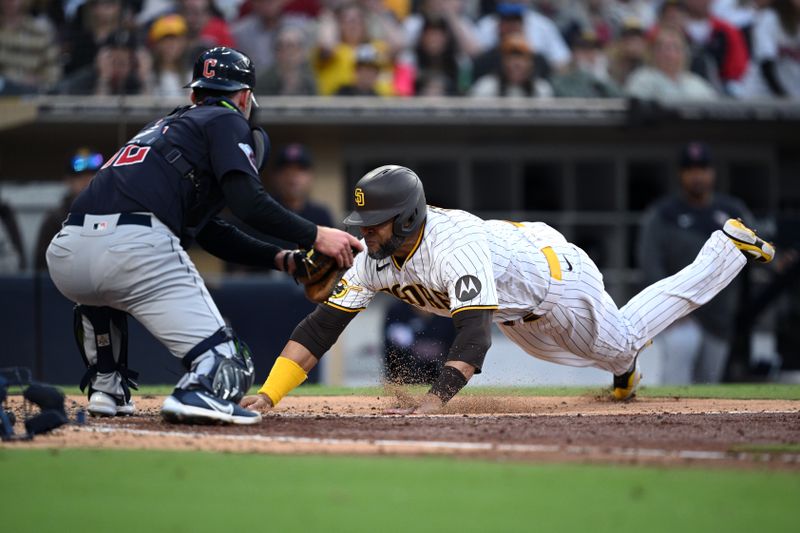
[203, 59, 218, 78]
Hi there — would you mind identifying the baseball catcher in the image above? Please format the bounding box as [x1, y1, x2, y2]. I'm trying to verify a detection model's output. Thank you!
[45, 47, 362, 425]
[241, 165, 774, 415]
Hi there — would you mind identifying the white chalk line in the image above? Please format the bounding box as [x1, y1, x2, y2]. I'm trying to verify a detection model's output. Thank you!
[81, 424, 800, 464]
[268, 409, 800, 419]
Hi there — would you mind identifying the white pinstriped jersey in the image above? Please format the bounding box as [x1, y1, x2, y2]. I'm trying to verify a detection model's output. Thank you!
[327, 205, 749, 377]
[326, 206, 565, 322]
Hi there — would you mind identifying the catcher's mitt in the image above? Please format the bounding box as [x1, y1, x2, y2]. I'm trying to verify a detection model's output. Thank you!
[291, 248, 351, 303]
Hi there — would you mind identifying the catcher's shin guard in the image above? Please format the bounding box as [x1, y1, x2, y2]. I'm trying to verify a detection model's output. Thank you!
[164, 327, 258, 425]
[175, 327, 255, 403]
[73, 305, 138, 414]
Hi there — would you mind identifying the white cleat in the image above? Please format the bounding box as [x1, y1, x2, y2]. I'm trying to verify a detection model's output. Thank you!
[87, 391, 135, 417]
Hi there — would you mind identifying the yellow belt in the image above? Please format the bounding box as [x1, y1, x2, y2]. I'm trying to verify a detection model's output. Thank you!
[505, 246, 563, 325]
[505, 221, 563, 281]
[540, 246, 562, 281]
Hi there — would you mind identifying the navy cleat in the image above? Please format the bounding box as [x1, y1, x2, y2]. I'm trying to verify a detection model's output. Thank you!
[161, 388, 261, 425]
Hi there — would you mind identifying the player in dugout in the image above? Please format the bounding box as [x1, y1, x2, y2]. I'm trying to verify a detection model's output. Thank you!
[242, 165, 775, 415]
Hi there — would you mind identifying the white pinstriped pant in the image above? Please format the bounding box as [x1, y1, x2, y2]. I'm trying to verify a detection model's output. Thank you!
[498, 230, 747, 376]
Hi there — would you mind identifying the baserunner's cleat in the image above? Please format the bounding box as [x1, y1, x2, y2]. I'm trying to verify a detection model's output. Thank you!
[723, 218, 775, 263]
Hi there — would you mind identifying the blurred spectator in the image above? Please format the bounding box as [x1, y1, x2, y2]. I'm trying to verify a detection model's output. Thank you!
[27, 0, 66, 29]
[313, 2, 392, 95]
[0, 0, 60, 93]
[64, 0, 127, 75]
[215, 0, 249, 19]
[556, 0, 615, 47]
[0, 198, 24, 273]
[233, 0, 308, 73]
[136, 0, 178, 23]
[411, 15, 465, 95]
[551, 31, 622, 97]
[607, 0, 658, 33]
[57, 33, 151, 95]
[607, 17, 648, 86]
[472, 2, 550, 81]
[274, 0, 323, 18]
[359, 0, 407, 53]
[639, 142, 754, 384]
[414, 69, 454, 95]
[35, 148, 102, 271]
[469, 32, 553, 97]
[258, 23, 317, 95]
[383, 0, 410, 21]
[680, 0, 750, 95]
[477, 1, 571, 72]
[711, 0, 761, 29]
[626, 27, 718, 101]
[147, 14, 191, 96]
[404, 0, 481, 59]
[180, 0, 236, 54]
[656, 0, 689, 33]
[335, 42, 383, 94]
[741, 0, 800, 98]
[384, 301, 455, 385]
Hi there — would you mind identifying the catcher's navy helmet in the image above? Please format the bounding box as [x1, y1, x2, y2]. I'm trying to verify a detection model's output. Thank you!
[344, 165, 427, 238]
[185, 47, 256, 92]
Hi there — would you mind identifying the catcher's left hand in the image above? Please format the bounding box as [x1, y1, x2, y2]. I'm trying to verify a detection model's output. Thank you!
[291, 248, 356, 303]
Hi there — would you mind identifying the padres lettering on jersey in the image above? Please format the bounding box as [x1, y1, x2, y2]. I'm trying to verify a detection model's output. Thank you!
[327, 207, 575, 322]
[328, 206, 575, 322]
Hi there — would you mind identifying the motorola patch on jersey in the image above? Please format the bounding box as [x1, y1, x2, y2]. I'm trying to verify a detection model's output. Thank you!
[455, 275, 482, 301]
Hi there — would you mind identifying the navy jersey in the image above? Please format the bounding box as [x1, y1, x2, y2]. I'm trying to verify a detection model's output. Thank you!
[71, 102, 267, 242]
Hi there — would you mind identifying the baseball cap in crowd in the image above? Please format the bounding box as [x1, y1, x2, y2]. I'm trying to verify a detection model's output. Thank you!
[496, 3, 525, 19]
[501, 33, 532, 56]
[573, 30, 601, 49]
[69, 148, 104, 175]
[355, 44, 381, 67]
[149, 14, 188, 43]
[620, 17, 645, 37]
[276, 144, 313, 169]
[679, 142, 712, 169]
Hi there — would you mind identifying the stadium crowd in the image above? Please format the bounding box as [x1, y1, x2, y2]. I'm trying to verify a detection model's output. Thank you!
[0, 0, 798, 99]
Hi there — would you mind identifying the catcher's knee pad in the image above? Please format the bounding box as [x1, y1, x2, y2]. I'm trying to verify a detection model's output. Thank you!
[73, 305, 138, 401]
[181, 327, 254, 403]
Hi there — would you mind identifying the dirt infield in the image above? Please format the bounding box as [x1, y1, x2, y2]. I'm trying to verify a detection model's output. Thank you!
[4, 394, 800, 468]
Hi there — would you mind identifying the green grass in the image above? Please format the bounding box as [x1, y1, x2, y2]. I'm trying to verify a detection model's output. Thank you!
[638, 383, 800, 400]
[0, 449, 797, 533]
[50, 383, 800, 400]
[730, 443, 800, 454]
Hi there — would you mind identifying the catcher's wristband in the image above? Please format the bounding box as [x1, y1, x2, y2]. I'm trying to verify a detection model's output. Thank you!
[258, 356, 308, 406]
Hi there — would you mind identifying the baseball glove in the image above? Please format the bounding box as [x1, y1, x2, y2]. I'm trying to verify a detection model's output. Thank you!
[291, 248, 350, 303]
